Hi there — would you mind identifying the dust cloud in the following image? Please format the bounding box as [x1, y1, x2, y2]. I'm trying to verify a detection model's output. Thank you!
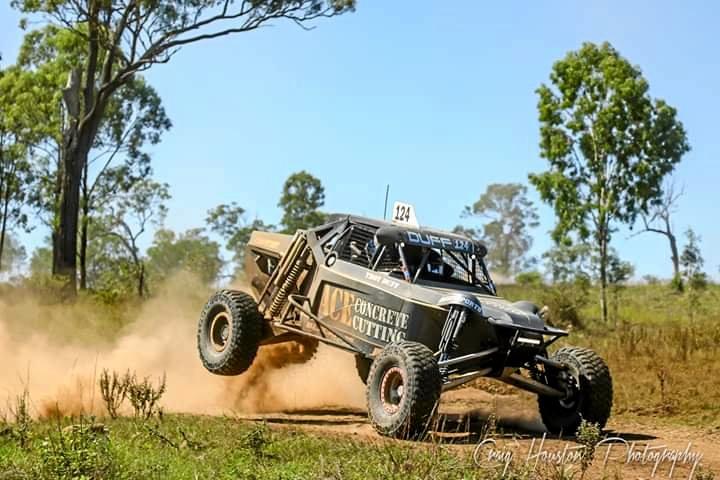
[226, 341, 365, 413]
[0, 273, 364, 419]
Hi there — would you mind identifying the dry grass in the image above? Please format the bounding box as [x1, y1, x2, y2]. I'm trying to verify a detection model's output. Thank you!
[502, 283, 720, 426]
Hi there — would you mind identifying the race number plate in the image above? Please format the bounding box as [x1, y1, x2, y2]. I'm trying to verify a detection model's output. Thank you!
[391, 201, 419, 227]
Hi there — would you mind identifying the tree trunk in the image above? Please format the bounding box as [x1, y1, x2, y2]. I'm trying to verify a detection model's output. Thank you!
[51, 144, 64, 277]
[55, 22, 105, 296]
[0, 151, 6, 271]
[137, 262, 145, 298]
[598, 226, 609, 324]
[667, 217, 680, 279]
[0, 169, 13, 272]
[79, 211, 89, 290]
[79, 161, 90, 290]
[51, 231, 59, 276]
[54, 130, 92, 295]
[0, 206, 7, 272]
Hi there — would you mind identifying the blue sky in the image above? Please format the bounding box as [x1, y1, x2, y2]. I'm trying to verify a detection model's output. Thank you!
[1, 1, 718, 279]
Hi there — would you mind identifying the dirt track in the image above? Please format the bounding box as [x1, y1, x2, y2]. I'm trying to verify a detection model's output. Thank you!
[234, 387, 720, 479]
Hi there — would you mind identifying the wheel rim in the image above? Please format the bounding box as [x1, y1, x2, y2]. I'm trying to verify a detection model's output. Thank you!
[380, 366, 405, 414]
[557, 369, 580, 409]
[209, 311, 232, 352]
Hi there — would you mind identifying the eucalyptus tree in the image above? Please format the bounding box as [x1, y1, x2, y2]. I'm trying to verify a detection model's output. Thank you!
[11, 0, 355, 293]
[530, 42, 689, 323]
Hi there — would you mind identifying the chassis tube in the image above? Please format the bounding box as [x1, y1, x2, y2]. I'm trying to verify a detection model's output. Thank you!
[442, 368, 493, 391]
[437, 347, 499, 367]
[500, 373, 565, 398]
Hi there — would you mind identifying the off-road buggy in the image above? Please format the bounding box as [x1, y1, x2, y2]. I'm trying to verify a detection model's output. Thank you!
[197, 206, 612, 438]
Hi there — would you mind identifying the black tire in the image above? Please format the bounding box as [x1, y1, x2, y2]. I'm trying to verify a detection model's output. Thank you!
[366, 342, 441, 439]
[537, 346, 613, 435]
[355, 355, 372, 384]
[197, 290, 263, 376]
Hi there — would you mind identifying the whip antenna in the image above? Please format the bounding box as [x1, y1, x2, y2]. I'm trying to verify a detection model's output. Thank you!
[383, 184, 390, 220]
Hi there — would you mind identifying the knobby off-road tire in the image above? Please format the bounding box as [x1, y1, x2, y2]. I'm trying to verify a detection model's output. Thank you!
[197, 290, 263, 376]
[538, 346, 613, 435]
[355, 355, 372, 384]
[366, 342, 441, 439]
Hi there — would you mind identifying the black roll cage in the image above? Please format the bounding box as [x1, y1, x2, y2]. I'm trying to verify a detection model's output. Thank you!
[368, 241, 497, 295]
[322, 219, 497, 295]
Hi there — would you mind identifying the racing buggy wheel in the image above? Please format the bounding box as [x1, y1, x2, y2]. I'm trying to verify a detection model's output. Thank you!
[197, 290, 263, 376]
[366, 341, 441, 439]
[537, 346, 613, 434]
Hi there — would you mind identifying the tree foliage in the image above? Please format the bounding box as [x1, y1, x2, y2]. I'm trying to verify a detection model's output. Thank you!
[84, 225, 141, 300]
[542, 242, 593, 284]
[29, 244, 52, 278]
[540, 242, 593, 328]
[529, 42, 689, 322]
[680, 228, 706, 289]
[606, 249, 634, 286]
[278, 170, 326, 233]
[11, 25, 172, 287]
[0, 67, 37, 270]
[206, 202, 273, 270]
[146, 228, 223, 286]
[0, 235, 27, 275]
[10, 0, 353, 292]
[461, 183, 539, 276]
[679, 228, 708, 320]
[97, 179, 170, 297]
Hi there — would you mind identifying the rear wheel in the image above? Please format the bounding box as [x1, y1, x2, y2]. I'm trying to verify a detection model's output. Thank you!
[366, 342, 441, 439]
[197, 290, 263, 376]
[537, 347, 613, 435]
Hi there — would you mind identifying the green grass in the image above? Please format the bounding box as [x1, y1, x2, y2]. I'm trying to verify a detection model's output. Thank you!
[0, 414, 508, 480]
[2, 414, 714, 480]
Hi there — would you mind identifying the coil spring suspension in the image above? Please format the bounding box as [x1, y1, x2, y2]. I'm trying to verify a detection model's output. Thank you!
[269, 249, 308, 317]
[438, 306, 468, 377]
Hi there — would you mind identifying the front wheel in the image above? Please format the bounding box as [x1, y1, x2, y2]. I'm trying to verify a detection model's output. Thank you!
[366, 342, 441, 439]
[537, 346, 613, 435]
[197, 290, 263, 376]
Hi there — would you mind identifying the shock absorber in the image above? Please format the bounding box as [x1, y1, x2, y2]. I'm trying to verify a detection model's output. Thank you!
[438, 305, 468, 376]
[269, 248, 309, 318]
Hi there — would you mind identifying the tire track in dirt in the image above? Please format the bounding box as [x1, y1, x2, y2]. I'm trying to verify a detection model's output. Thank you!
[233, 387, 720, 478]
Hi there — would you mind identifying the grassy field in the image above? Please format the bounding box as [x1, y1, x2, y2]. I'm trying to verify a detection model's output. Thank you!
[0, 413, 716, 480]
[0, 414, 522, 480]
[500, 283, 720, 427]
[0, 282, 718, 479]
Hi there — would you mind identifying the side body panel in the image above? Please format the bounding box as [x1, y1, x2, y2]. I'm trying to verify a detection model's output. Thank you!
[307, 261, 414, 354]
[303, 259, 499, 356]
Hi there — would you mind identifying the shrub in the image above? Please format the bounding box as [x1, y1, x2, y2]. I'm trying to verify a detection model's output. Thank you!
[670, 273, 684, 292]
[575, 419, 601, 479]
[515, 271, 543, 287]
[539, 278, 590, 328]
[8, 389, 32, 449]
[99, 370, 132, 419]
[127, 373, 166, 420]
